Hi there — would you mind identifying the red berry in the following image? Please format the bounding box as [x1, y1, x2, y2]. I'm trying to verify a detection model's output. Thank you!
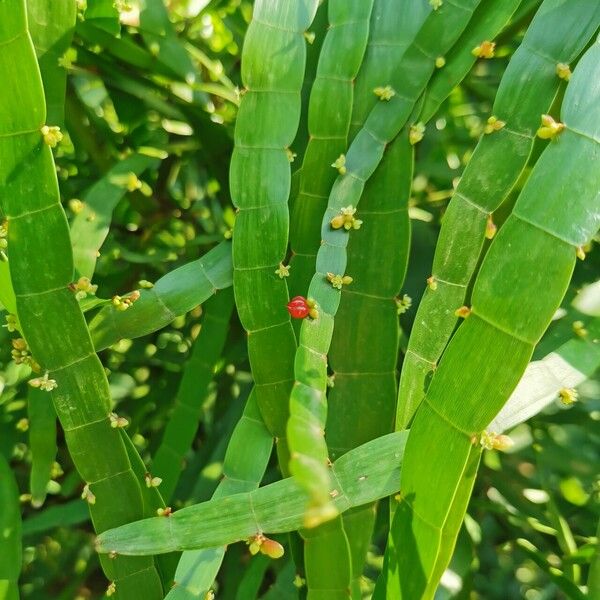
[287, 296, 309, 319]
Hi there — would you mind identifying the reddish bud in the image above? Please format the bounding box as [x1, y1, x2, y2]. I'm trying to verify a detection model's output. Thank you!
[287, 296, 310, 319]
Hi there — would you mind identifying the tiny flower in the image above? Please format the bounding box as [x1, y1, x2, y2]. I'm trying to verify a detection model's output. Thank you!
[81, 484, 96, 505]
[145, 473, 163, 488]
[536, 114, 565, 140]
[480, 430, 514, 451]
[572, 320, 588, 338]
[0, 221, 8, 250]
[556, 63, 571, 81]
[68, 199, 84, 214]
[409, 122, 426, 145]
[330, 205, 362, 231]
[205, 592, 215, 600]
[395, 294, 412, 315]
[485, 215, 497, 239]
[157, 506, 172, 517]
[332, 154, 347, 175]
[455, 306, 471, 319]
[374, 86, 396, 101]
[472, 41, 495, 59]
[327, 375, 335, 388]
[16, 418, 29, 432]
[435, 56, 446, 68]
[70, 276, 98, 300]
[112, 290, 141, 311]
[41, 125, 63, 147]
[286, 148, 297, 163]
[106, 582, 116, 597]
[558, 387, 578, 405]
[3, 314, 17, 333]
[326, 272, 353, 290]
[304, 31, 316, 44]
[576, 246, 586, 260]
[58, 47, 77, 70]
[28, 372, 58, 392]
[109, 412, 129, 429]
[293, 575, 306, 589]
[429, 0, 442, 9]
[275, 263, 290, 278]
[484, 116, 506, 134]
[427, 276, 438, 291]
[138, 279, 154, 289]
[108, 551, 118, 559]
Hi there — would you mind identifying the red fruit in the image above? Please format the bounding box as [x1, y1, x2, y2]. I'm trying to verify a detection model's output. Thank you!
[287, 296, 309, 319]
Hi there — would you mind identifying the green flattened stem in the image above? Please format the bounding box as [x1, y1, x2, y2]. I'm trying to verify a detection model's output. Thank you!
[151, 289, 234, 502]
[95, 431, 408, 555]
[164, 390, 273, 600]
[0, 455, 21, 600]
[287, 0, 482, 524]
[26, 0, 77, 126]
[384, 38, 600, 599]
[396, 0, 600, 429]
[231, 0, 319, 441]
[71, 153, 161, 278]
[28, 388, 58, 508]
[288, 0, 374, 299]
[89, 241, 232, 350]
[0, 5, 162, 597]
[327, 134, 412, 594]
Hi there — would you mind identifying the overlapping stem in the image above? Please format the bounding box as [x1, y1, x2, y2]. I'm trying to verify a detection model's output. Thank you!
[230, 0, 319, 440]
[287, 0, 482, 522]
[0, 5, 162, 597]
[288, 0, 374, 299]
[396, 0, 600, 429]
[418, 0, 522, 123]
[151, 289, 234, 502]
[384, 37, 600, 599]
[286, 0, 375, 594]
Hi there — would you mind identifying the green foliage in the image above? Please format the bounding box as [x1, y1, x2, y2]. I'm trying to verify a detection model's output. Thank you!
[1, 0, 599, 598]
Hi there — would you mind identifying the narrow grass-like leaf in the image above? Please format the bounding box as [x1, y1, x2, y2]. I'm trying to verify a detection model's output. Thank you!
[396, 0, 600, 429]
[385, 37, 600, 599]
[96, 430, 408, 555]
[164, 390, 273, 599]
[139, 0, 197, 85]
[152, 289, 234, 502]
[28, 388, 58, 508]
[84, 0, 120, 35]
[89, 241, 232, 350]
[0, 455, 21, 600]
[71, 153, 161, 278]
[26, 0, 77, 126]
[287, 0, 482, 522]
[0, 5, 163, 597]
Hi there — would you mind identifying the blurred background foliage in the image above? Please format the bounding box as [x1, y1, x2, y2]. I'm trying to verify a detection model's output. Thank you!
[0, 0, 598, 598]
